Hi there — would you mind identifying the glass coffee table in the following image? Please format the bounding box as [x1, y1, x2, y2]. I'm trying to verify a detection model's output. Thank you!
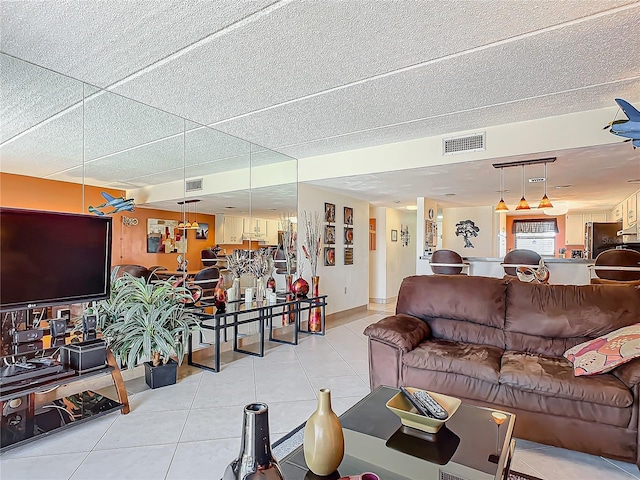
[278, 386, 515, 480]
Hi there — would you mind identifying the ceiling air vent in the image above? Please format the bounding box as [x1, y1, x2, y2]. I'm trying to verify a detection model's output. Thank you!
[186, 178, 203, 192]
[443, 133, 485, 155]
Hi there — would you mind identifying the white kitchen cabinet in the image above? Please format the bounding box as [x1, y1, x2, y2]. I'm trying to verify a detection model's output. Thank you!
[565, 214, 585, 245]
[215, 215, 244, 244]
[565, 212, 609, 245]
[265, 220, 280, 246]
[611, 203, 624, 222]
[589, 213, 608, 223]
[626, 193, 637, 227]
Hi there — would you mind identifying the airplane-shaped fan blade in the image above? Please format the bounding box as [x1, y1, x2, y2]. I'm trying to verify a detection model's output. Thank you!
[616, 98, 640, 121]
[607, 98, 640, 149]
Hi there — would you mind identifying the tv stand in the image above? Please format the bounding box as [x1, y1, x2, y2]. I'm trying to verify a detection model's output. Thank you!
[0, 348, 129, 451]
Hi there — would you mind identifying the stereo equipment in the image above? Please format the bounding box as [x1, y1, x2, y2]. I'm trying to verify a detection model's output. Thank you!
[13, 329, 43, 344]
[12, 341, 43, 355]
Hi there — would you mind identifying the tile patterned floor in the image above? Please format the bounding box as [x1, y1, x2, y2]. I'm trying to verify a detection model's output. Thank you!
[0, 303, 637, 479]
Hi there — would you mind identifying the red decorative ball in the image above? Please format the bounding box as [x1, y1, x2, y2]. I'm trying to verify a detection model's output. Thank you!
[291, 278, 309, 297]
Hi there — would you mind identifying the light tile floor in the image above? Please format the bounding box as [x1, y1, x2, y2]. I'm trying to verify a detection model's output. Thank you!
[0, 304, 637, 480]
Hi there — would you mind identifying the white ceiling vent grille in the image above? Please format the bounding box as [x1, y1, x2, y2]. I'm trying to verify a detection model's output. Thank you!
[186, 178, 203, 192]
[439, 471, 467, 480]
[443, 133, 485, 155]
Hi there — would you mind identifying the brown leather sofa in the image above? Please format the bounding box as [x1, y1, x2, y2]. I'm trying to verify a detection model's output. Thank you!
[364, 274, 640, 467]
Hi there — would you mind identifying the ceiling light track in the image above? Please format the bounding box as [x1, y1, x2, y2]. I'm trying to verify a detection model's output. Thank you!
[492, 157, 556, 169]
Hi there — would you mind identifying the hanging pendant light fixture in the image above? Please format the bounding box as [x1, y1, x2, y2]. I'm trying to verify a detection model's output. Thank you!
[190, 200, 200, 229]
[515, 165, 530, 210]
[495, 167, 509, 212]
[538, 163, 553, 209]
[177, 201, 186, 229]
[184, 201, 192, 229]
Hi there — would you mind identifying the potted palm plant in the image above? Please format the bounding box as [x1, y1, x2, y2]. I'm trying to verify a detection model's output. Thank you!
[95, 273, 200, 389]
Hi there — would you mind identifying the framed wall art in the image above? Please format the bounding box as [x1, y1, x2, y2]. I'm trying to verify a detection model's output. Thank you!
[344, 247, 353, 265]
[324, 225, 336, 244]
[325, 203, 336, 223]
[344, 206, 353, 225]
[324, 247, 336, 266]
[344, 227, 353, 245]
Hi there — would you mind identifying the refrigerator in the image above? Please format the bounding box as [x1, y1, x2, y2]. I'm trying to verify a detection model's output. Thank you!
[584, 222, 622, 259]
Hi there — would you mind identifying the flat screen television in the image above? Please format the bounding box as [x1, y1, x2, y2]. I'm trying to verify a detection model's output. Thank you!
[0, 208, 112, 312]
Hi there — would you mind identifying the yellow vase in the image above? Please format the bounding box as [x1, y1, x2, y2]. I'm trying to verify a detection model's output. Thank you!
[303, 388, 345, 476]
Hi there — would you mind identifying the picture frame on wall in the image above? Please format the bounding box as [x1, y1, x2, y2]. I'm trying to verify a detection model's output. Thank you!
[324, 225, 336, 244]
[344, 227, 353, 245]
[324, 247, 336, 266]
[344, 247, 353, 265]
[344, 206, 353, 225]
[391, 229, 398, 242]
[325, 203, 336, 223]
[195, 223, 209, 240]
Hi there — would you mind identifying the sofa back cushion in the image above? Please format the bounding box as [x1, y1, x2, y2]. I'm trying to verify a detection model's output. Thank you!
[505, 282, 640, 356]
[396, 275, 508, 348]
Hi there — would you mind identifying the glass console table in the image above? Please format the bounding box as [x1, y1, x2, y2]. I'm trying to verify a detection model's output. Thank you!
[187, 294, 327, 372]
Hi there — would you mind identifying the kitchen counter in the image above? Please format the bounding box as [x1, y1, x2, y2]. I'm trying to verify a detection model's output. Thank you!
[417, 256, 594, 285]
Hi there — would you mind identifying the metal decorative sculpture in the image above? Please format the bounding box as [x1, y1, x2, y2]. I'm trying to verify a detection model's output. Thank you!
[455, 220, 479, 248]
[88, 192, 135, 215]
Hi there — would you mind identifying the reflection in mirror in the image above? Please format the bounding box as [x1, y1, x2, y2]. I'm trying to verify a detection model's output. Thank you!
[0, 54, 85, 211]
[83, 89, 188, 274]
[1, 52, 299, 294]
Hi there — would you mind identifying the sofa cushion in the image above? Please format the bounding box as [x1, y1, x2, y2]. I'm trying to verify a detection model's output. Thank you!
[403, 367, 632, 429]
[564, 323, 640, 376]
[363, 314, 431, 353]
[403, 339, 503, 383]
[505, 282, 640, 356]
[499, 351, 632, 408]
[397, 275, 508, 329]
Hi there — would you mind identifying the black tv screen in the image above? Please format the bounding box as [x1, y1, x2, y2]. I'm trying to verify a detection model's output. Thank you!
[0, 208, 112, 311]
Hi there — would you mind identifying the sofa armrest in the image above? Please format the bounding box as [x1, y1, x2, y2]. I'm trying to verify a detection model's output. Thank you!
[363, 314, 430, 353]
[613, 358, 640, 388]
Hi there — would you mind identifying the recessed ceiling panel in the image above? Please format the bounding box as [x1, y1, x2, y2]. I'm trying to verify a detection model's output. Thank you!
[0, 0, 278, 87]
[84, 89, 185, 161]
[110, 1, 635, 125]
[0, 106, 83, 178]
[1, 54, 84, 143]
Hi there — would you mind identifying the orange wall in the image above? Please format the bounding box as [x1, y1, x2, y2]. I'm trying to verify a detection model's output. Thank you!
[0, 173, 217, 270]
[505, 214, 580, 257]
[116, 206, 216, 270]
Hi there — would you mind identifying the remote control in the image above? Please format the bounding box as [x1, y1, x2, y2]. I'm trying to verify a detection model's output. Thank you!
[413, 389, 448, 420]
[399, 386, 435, 418]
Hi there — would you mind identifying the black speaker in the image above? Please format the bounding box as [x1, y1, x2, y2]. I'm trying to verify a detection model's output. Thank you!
[82, 315, 97, 341]
[49, 319, 67, 338]
[1, 396, 33, 447]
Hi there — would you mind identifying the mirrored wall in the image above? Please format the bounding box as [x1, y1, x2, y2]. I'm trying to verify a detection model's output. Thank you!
[0, 53, 297, 272]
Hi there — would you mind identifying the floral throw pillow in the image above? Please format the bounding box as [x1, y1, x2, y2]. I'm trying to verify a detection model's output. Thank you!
[564, 324, 640, 376]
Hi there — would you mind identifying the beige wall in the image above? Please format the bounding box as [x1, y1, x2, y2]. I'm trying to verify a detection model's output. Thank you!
[297, 183, 369, 315]
[442, 206, 497, 257]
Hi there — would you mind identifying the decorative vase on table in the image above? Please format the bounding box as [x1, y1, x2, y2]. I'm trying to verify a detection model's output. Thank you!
[292, 277, 309, 297]
[303, 388, 344, 476]
[256, 277, 266, 303]
[283, 274, 295, 325]
[223, 403, 284, 480]
[213, 277, 228, 313]
[228, 277, 241, 301]
[309, 275, 322, 332]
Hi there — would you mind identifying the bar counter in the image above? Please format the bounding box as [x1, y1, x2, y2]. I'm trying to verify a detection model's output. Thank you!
[417, 256, 594, 285]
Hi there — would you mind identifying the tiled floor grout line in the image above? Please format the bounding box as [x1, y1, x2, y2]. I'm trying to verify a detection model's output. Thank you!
[601, 457, 640, 479]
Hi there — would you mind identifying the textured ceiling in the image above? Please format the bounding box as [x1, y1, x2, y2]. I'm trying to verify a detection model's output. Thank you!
[1, 0, 639, 211]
